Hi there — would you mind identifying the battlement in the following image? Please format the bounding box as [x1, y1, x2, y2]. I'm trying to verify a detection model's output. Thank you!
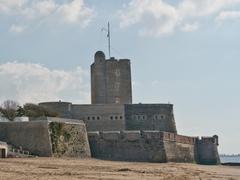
[197, 135, 219, 145]
[88, 131, 195, 145]
[105, 58, 130, 63]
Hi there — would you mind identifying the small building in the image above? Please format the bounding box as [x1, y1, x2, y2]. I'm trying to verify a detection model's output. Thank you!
[0, 141, 8, 158]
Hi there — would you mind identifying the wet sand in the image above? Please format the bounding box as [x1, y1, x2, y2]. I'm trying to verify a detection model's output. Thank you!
[0, 158, 239, 180]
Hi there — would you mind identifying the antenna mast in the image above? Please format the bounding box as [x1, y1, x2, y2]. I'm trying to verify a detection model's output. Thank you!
[107, 22, 111, 58]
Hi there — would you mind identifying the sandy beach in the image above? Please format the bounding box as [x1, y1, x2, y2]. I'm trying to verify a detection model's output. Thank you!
[0, 158, 239, 180]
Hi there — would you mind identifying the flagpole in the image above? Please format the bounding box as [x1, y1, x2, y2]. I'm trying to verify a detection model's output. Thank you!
[107, 22, 111, 58]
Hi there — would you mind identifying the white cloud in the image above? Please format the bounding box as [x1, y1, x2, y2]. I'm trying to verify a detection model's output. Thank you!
[0, 0, 94, 31]
[0, 0, 27, 13]
[119, 0, 180, 36]
[216, 11, 240, 22]
[181, 22, 199, 32]
[119, 0, 240, 36]
[58, 0, 93, 26]
[9, 24, 26, 33]
[0, 62, 90, 104]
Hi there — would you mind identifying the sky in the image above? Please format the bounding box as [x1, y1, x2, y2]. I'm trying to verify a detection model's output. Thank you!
[0, 0, 240, 154]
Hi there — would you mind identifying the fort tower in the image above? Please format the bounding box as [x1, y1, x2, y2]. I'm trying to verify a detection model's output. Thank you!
[91, 51, 132, 104]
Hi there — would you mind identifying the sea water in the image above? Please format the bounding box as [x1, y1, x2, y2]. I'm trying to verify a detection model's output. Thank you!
[220, 156, 240, 163]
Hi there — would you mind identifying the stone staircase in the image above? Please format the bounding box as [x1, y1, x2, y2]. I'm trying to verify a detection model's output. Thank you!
[7, 145, 36, 158]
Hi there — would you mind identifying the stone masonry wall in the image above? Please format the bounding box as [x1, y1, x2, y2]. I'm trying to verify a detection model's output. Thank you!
[162, 132, 195, 162]
[0, 120, 91, 158]
[48, 121, 91, 158]
[88, 131, 195, 162]
[91, 51, 132, 104]
[196, 137, 220, 165]
[71, 104, 125, 131]
[124, 104, 177, 133]
[0, 121, 52, 156]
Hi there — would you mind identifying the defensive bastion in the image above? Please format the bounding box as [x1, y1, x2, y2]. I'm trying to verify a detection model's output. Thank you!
[0, 117, 91, 157]
[88, 131, 219, 164]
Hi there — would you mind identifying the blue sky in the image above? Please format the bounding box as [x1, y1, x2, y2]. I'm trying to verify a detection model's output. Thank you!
[0, 0, 240, 154]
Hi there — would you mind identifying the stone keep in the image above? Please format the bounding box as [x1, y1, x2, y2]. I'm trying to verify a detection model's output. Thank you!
[91, 51, 132, 104]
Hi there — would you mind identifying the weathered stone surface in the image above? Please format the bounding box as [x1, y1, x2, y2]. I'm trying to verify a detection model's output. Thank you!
[49, 122, 91, 158]
[88, 131, 167, 162]
[0, 121, 52, 156]
[125, 104, 177, 133]
[88, 131, 219, 164]
[71, 104, 125, 131]
[39, 102, 178, 133]
[0, 118, 91, 158]
[196, 137, 220, 165]
[91, 51, 132, 104]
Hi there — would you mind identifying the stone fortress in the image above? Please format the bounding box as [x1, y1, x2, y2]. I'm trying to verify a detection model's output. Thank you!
[37, 51, 220, 164]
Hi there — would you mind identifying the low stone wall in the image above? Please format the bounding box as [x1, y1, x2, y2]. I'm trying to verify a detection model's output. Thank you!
[88, 131, 196, 162]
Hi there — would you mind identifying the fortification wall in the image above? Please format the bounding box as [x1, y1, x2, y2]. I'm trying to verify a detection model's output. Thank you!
[49, 121, 91, 158]
[162, 132, 195, 162]
[37, 102, 179, 133]
[0, 119, 91, 158]
[196, 136, 220, 165]
[71, 104, 125, 131]
[0, 121, 52, 156]
[124, 104, 177, 133]
[88, 131, 195, 162]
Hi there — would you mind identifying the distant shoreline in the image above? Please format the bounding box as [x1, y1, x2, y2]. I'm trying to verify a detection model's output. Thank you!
[221, 162, 240, 166]
[220, 155, 240, 164]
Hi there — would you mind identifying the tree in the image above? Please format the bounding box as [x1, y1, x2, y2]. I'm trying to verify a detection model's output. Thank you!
[16, 106, 25, 117]
[23, 103, 58, 118]
[0, 100, 19, 121]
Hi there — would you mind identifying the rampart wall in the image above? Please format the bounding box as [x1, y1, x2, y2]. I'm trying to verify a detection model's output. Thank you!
[88, 131, 196, 162]
[124, 104, 177, 133]
[0, 121, 52, 156]
[88, 131, 219, 164]
[196, 136, 220, 165]
[0, 119, 91, 158]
